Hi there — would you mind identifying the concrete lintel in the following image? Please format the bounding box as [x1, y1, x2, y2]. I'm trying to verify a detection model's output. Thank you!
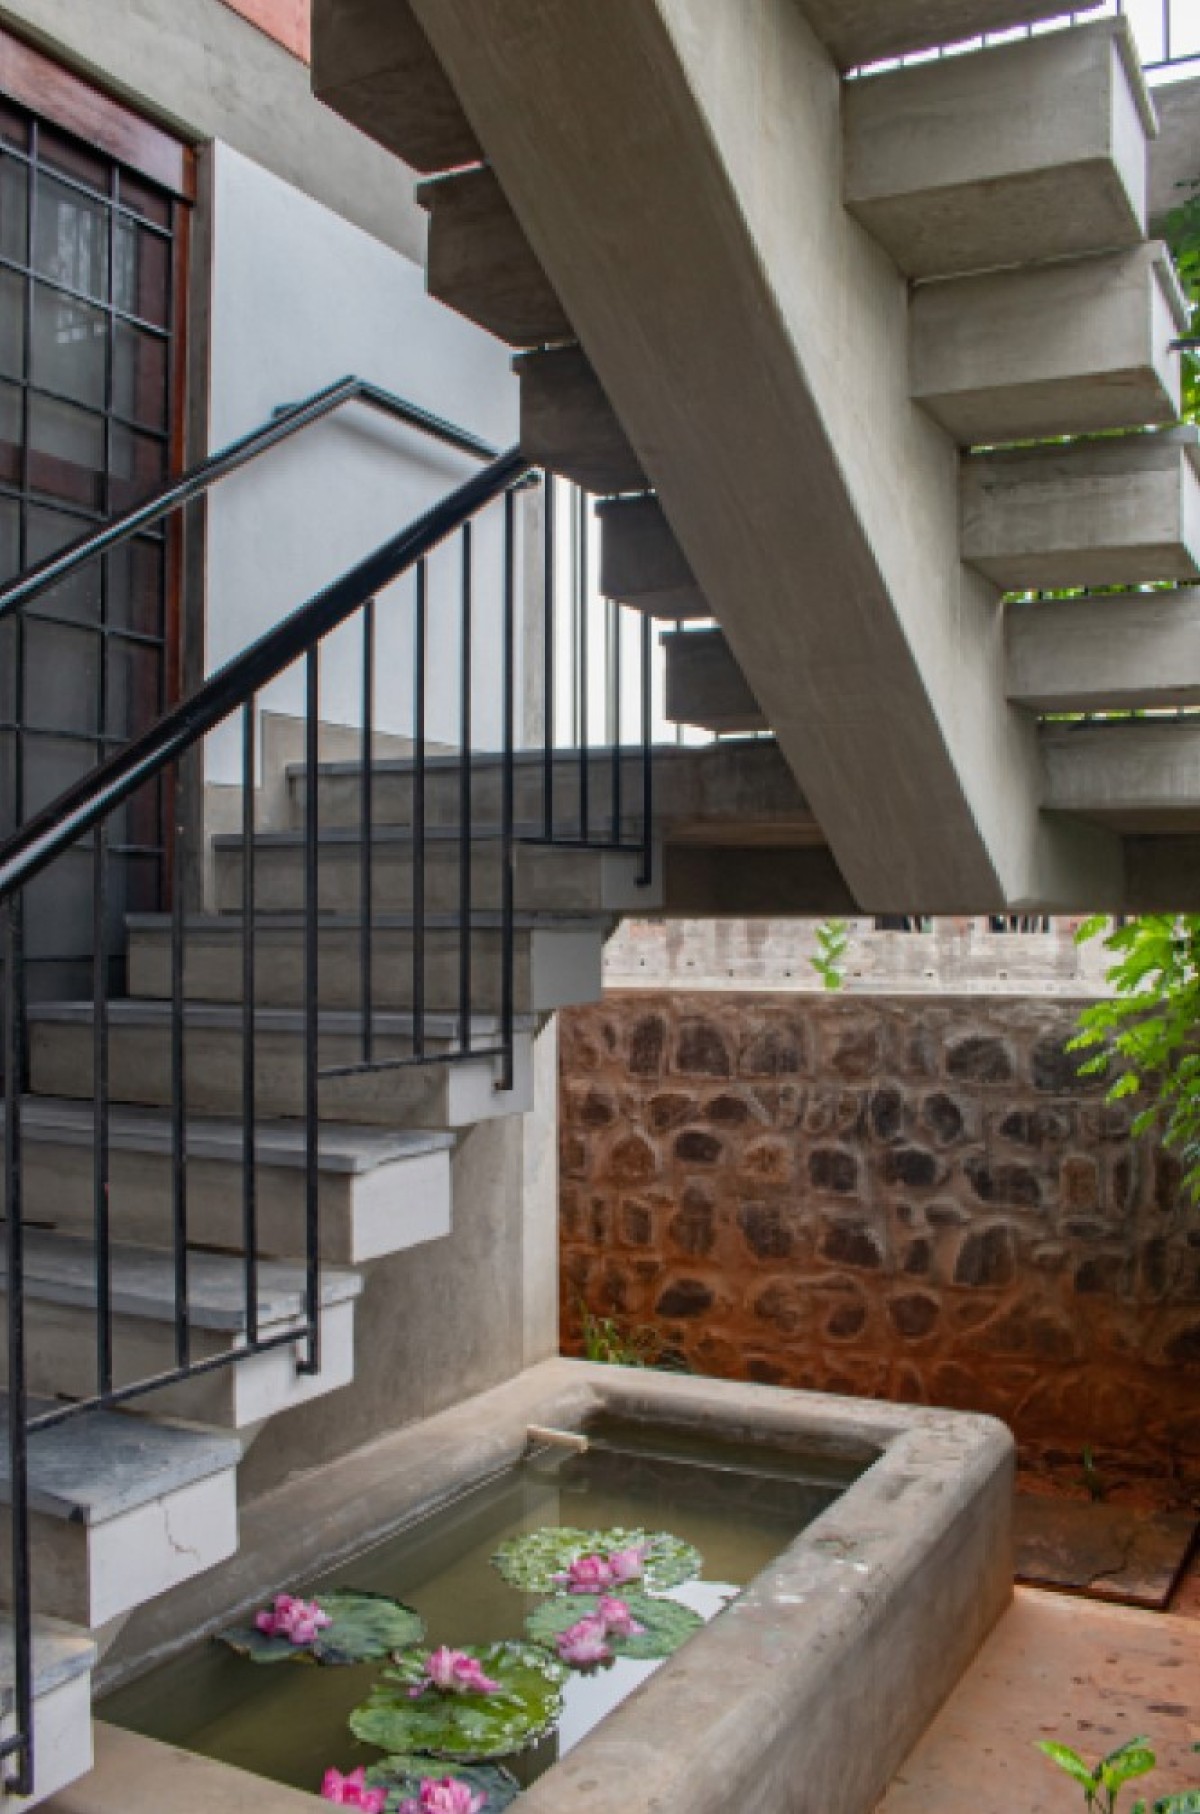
[1008, 588, 1200, 713]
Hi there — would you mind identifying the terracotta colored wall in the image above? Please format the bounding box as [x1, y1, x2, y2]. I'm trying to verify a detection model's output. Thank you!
[220, 0, 310, 60]
[559, 992, 1200, 1488]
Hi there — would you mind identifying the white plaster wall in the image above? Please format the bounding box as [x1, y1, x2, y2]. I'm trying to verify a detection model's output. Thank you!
[204, 143, 521, 784]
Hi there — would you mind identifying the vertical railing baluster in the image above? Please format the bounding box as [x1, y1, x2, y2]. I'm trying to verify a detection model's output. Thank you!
[413, 563, 427, 1063]
[171, 791, 188, 1371]
[92, 827, 112, 1397]
[578, 489, 589, 844]
[241, 707, 258, 1347]
[302, 651, 320, 1374]
[3, 896, 32, 1798]
[611, 599, 622, 843]
[639, 610, 654, 888]
[360, 599, 375, 1068]
[500, 491, 516, 1092]
[458, 525, 473, 1055]
[543, 473, 555, 842]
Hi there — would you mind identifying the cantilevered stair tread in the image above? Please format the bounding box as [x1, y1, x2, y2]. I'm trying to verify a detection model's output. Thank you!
[0, 1401, 240, 1525]
[26, 999, 536, 1041]
[0, 1616, 94, 1711]
[1008, 589, 1200, 714]
[799, 0, 1103, 69]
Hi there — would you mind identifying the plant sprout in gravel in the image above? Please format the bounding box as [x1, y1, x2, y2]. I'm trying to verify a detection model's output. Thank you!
[1038, 1738, 1200, 1814]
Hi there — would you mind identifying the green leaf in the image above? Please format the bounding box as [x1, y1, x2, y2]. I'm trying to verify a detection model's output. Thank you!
[1038, 1741, 1099, 1792]
[363, 1757, 520, 1813]
[1098, 1740, 1156, 1793]
[1155, 1795, 1200, 1814]
[491, 1526, 702, 1595]
[220, 1591, 425, 1667]
[524, 1591, 704, 1662]
[349, 1642, 568, 1762]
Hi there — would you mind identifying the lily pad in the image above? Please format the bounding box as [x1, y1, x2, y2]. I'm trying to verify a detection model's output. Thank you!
[525, 1591, 703, 1662]
[220, 1590, 425, 1666]
[491, 1525, 702, 1594]
[350, 1641, 567, 1762]
[364, 1757, 520, 1813]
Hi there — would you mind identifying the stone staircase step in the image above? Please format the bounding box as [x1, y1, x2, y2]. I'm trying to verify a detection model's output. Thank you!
[417, 165, 572, 348]
[27, 1001, 535, 1131]
[0, 1405, 239, 1630]
[1008, 589, 1200, 714]
[961, 429, 1200, 592]
[0, 1231, 362, 1433]
[311, 0, 479, 174]
[844, 20, 1151, 279]
[1041, 720, 1200, 832]
[0, 1616, 95, 1807]
[126, 913, 605, 1017]
[912, 242, 1186, 446]
[662, 628, 767, 734]
[210, 826, 662, 917]
[597, 494, 711, 620]
[513, 344, 647, 494]
[4, 1099, 453, 1267]
[799, 0, 1102, 70]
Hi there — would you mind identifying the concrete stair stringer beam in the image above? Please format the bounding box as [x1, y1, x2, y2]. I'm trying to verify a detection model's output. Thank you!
[1008, 589, 1200, 714]
[417, 165, 573, 348]
[1041, 721, 1200, 832]
[311, 0, 481, 173]
[911, 242, 1187, 447]
[406, 0, 1121, 913]
[662, 628, 768, 734]
[844, 20, 1154, 281]
[514, 345, 648, 495]
[597, 495, 711, 621]
[795, 0, 1103, 71]
[1, 1619, 95, 1810]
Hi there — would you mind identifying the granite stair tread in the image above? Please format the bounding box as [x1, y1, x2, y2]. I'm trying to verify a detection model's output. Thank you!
[0, 1402, 240, 1526]
[25, 999, 536, 1041]
[0, 1616, 94, 1710]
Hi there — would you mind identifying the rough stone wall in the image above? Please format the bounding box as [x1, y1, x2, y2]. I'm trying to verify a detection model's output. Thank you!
[559, 991, 1200, 1487]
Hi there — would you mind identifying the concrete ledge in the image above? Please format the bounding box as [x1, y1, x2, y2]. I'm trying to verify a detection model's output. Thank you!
[1042, 719, 1200, 830]
[1008, 588, 1200, 713]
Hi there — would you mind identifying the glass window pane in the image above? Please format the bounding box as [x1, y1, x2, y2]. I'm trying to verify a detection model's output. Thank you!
[0, 152, 28, 263]
[34, 170, 109, 303]
[38, 128, 111, 198]
[0, 99, 29, 152]
[0, 267, 26, 381]
[21, 729, 96, 817]
[32, 283, 107, 409]
[117, 173, 170, 230]
[25, 619, 100, 736]
[24, 846, 94, 961]
[26, 504, 102, 624]
[0, 494, 18, 584]
[28, 392, 105, 509]
[107, 634, 160, 739]
[113, 319, 166, 428]
[106, 535, 163, 637]
[110, 422, 165, 510]
[114, 215, 168, 326]
[0, 378, 22, 486]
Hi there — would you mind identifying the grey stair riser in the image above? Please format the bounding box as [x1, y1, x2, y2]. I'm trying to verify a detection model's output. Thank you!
[127, 924, 604, 1016]
[798, 0, 1102, 69]
[285, 760, 646, 832]
[1008, 589, 1200, 713]
[213, 841, 659, 917]
[1041, 723, 1200, 831]
[663, 629, 767, 734]
[597, 495, 710, 621]
[419, 165, 573, 348]
[0, 1297, 356, 1432]
[29, 1020, 533, 1129]
[961, 433, 1200, 592]
[514, 345, 647, 494]
[845, 23, 1149, 279]
[6, 1140, 451, 1267]
[311, 0, 480, 173]
[912, 243, 1185, 446]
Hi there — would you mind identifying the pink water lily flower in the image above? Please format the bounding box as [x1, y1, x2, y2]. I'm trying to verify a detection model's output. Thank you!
[417, 1646, 501, 1696]
[606, 1545, 648, 1587]
[320, 1766, 387, 1812]
[397, 1779, 486, 1814]
[595, 1596, 645, 1639]
[556, 1614, 614, 1668]
[558, 1553, 615, 1595]
[256, 1593, 332, 1647]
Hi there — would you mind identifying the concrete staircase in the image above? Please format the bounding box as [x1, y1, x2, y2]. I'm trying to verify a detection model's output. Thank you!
[313, 0, 1200, 913]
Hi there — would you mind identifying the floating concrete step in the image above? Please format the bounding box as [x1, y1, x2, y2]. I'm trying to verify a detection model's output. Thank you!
[912, 242, 1185, 445]
[311, 0, 480, 173]
[0, 1231, 361, 1433]
[126, 913, 605, 1016]
[662, 629, 768, 735]
[4, 1099, 453, 1267]
[0, 1616, 94, 1807]
[1008, 589, 1200, 713]
[844, 21, 1152, 279]
[211, 826, 661, 917]
[417, 165, 572, 348]
[800, 0, 1101, 69]
[1042, 720, 1200, 832]
[0, 1405, 238, 1629]
[597, 495, 710, 621]
[514, 345, 647, 494]
[961, 429, 1200, 592]
[27, 1001, 534, 1131]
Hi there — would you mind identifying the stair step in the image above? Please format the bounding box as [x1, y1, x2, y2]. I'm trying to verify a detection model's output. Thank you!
[311, 0, 480, 174]
[597, 495, 710, 621]
[1042, 720, 1200, 831]
[844, 20, 1151, 279]
[5, 1099, 453, 1267]
[1008, 589, 1200, 713]
[800, 0, 1102, 69]
[0, 1616, 95, 1807]
[514, 344, 647, 494]
[912, 242, 1186, 446]
[662, 629, 767, 734]
[0, 1230, 362, 1432]
[210, 827, 662, 917]
[27, 1001, 535, 1131]
[127, 913, 605, 1017]
[417, 165, 572, 349]
[961, 429, 1200, 592]
[0, 1405, 238, 1629]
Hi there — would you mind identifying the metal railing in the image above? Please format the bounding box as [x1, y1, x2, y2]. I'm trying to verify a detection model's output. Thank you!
[0, 381, 657, 1793]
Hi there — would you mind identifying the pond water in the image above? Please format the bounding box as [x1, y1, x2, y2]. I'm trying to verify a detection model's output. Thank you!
[102, 1416, 866, 1797]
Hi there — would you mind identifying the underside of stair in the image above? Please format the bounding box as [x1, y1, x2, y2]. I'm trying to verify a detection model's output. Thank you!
[597, 495, 710, 621]
[798, 0, 1103, 70]
[662, 628, 768, 735]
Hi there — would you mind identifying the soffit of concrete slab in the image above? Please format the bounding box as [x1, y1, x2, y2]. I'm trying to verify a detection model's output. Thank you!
[406, 0, 1120, 915]
[797, 0, 1103, 71]
[0, 0, 427, 262]
[1150, 73, 1200, 224]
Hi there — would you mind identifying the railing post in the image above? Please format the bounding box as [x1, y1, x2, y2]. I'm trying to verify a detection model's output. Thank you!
[500, 490, 516, 1093]
[3, 895, 33, 1798]
[302, 650, 321, 1376]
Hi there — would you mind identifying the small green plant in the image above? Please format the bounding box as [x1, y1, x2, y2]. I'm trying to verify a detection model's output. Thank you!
[579, 1306, 661, 1369]
[1038, 1739, 1200, 1814]
[811, 918, 850, 991]
[1164, 178, 1200, 426]
[1080, 1445, 1109, 1503]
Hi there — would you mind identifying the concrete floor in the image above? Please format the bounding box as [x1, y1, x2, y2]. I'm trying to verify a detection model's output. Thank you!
[876, 1586, 1200, 1814]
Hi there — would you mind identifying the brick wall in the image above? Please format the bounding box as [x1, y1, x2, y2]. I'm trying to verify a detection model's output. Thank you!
[220, 0, 310, 60]
[559, 991, 1200, 1488]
